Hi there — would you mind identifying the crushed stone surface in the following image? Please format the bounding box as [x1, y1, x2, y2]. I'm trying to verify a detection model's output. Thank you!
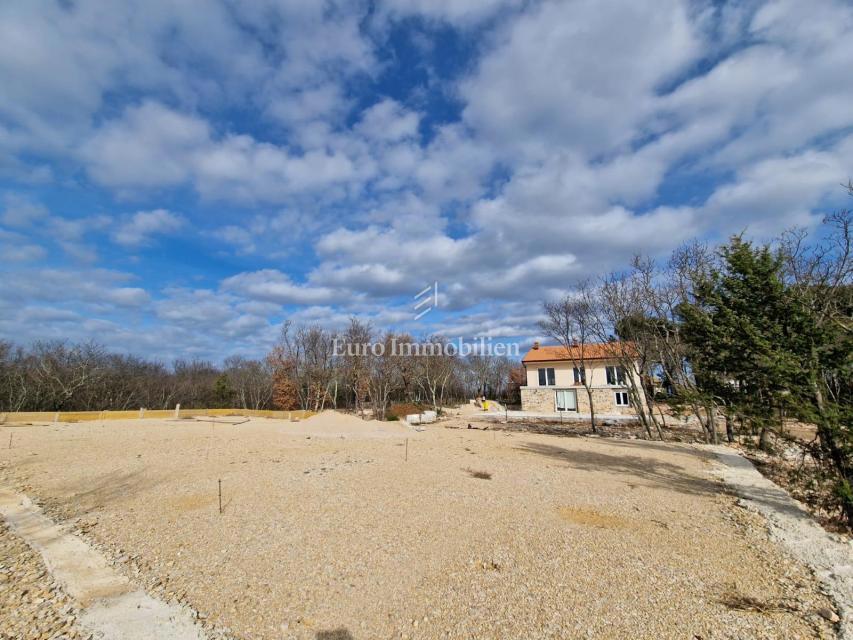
[714, 447, 853, 639]
[0, 416, 841, 639]
[0, 518, 88, 640]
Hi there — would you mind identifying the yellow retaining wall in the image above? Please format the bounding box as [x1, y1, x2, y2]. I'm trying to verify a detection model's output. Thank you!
[0, 408, 315, 424]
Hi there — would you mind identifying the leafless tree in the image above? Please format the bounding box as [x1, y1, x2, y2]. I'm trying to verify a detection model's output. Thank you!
[592, 272, 664, 440]
[224, 356, 273, 410]
[540, 281, 600, 433]
[414, 336, 457, 413]
[367, 332, 402, 420]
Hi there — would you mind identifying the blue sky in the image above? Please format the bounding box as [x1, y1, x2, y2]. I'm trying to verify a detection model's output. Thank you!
[1, 0, 852, 361]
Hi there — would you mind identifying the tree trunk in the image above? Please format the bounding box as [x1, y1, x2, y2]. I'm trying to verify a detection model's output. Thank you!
[708, 403, 718, 445]
[809, 358, 853, 524]
[585, 385, 597, 434]
[725, 412, 734, 443]
[758, 426, 773, 452]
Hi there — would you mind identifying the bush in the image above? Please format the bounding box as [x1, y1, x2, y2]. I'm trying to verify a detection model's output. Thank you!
[387, 402, 426, 420]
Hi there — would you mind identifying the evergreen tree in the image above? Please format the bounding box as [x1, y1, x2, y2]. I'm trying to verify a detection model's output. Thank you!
[679, 237, 800, 448]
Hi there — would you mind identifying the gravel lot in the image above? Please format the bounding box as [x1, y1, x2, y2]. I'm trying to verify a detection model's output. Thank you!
[0, 413, 839, 639]
[0, 519, 87, 640]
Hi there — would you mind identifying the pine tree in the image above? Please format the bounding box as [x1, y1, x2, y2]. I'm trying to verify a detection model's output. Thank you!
[679, 237, 800, 449]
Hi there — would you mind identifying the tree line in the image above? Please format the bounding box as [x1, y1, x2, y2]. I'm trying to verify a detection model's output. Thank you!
[266, 320, 519, 419]
[0, 342, 277, 413]
[0, 324, 522, 418]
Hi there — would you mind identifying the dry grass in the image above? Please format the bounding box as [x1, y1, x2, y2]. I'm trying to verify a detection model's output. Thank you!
[464, 467, 493, 480]
[719, 586, 801, 614]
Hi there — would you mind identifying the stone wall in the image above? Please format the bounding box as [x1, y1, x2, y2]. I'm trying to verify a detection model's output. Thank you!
[521, 385, 637, 416]
[520, 387, 554, 413]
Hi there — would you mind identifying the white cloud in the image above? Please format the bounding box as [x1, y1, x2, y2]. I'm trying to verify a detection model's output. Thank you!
[81, 102, 370, 202]
[356, 99, 421, 142]
[82, 103, 209, 189]
[460, 0, 704, 161]
[0, 228, 45, 262]
[378, 0, 522, 25]
[221, 270, 340, 306]
[0, 268, 150, 308]
[112, 209, 185, 247]
[211, 225, 256, 254]
[0, 192, 48, 227]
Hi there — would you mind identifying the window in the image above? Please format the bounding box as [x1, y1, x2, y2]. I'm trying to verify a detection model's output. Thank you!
[614, 391, 630, 407]
[556, 389, 577, 411]
[605, 366, 626, 385]
[573, 366, 585, 384]
[538, 367, 555, 386]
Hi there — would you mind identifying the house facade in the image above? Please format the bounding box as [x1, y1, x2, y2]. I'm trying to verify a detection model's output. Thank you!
[520, 342, 641, 416]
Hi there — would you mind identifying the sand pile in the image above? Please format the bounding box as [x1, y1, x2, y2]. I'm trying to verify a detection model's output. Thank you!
[292, 410, 411, 438]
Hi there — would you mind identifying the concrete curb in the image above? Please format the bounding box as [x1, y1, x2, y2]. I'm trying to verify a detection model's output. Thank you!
[0, 487, 208, 640]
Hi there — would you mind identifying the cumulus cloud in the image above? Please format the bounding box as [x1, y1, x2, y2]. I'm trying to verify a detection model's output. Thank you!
[0, 268, 150, 308]
[0, 228, 45, 262]
[81, 102, 369, 202]
[221, 270, 340, 306]
[112, 209, 185, 247]
[0, 192, 49, 227]
[356, 99, 421, 143]
[210, 225, 256, 254]
[378, 0, 523, 25]
[460, 0, 704, 160]
[82, 104, 209, 189]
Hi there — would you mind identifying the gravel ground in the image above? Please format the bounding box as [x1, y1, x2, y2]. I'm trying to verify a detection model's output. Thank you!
[0, 415, 840, 639]
[0, 519, 87, 640]
[714, 448, 852, 639]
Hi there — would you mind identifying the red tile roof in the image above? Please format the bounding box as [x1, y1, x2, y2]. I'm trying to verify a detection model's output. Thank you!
[521, 342, 634, 363]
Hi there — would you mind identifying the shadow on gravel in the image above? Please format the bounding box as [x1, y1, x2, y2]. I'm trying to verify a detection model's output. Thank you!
[515, 441, 719, 497]
[316, 629, 354, 640]
[64, 469, 165, 512]
[596, 438, 709, 457]
[489, 418, 709, 442]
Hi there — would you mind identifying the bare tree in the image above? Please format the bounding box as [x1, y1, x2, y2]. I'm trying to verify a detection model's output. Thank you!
[224, 356, 273, 410]
[414, 336, 457, 413]
[268, 323, 339, 412]
[367, 332, 401, 420]
[592, 273, 664, 440]
[540, 282, 600, 433]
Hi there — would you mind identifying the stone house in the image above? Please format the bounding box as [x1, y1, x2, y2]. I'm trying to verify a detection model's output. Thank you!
[519, 341, 641, 416]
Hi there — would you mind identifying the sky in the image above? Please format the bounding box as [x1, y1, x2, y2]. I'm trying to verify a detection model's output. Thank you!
[1, 0, 852, 362]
